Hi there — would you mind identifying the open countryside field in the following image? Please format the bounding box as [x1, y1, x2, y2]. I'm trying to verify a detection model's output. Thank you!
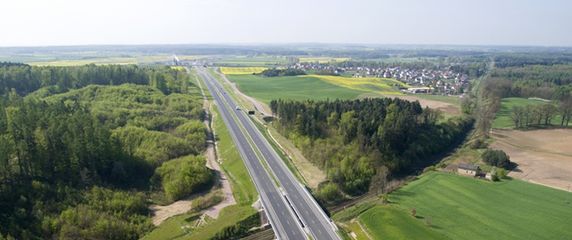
[224, 73, 462, 117]
[226, 74, 366, 104]
[492, 97, 567, 129]
[359, 205, 448, 240]
[220, 67, 267, 75]
[491, 129, 572, 192]
[309, 75, 408, 95]
[359, 172, 572, 240]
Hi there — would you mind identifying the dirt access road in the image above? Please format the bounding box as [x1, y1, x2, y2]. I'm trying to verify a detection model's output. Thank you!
[491, 129, 572, 192]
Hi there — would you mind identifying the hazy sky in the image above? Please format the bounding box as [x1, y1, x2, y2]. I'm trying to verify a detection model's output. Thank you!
[1, 0, 571, 47]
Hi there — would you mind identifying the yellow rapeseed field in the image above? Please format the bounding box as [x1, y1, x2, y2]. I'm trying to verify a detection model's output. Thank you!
[308, 75, 410, 95]
[220, 67, 267, 75]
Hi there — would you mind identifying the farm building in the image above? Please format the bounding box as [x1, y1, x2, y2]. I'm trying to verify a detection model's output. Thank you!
[457, 163, 480, 177]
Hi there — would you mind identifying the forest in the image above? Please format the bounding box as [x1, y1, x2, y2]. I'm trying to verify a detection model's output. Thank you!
[468, 62, 572, 134]
[488, 64, 572, 100]
[270, 98, 473, 200]
[0, 62, 191, 96]
[0, 64, 210, 239]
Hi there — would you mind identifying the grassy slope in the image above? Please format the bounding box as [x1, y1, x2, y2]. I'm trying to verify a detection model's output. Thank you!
[144, 96, 257, 240]
[359, 206, 448, 240]
[226, 74, 366, 104]
[492, 97, 566, 129]
[382, 172, 572, 240]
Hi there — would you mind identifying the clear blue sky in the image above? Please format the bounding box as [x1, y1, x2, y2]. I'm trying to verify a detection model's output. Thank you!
[0, 0, 570, 47]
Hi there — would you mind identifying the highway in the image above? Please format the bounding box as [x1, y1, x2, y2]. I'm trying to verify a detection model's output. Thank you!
[196, 68, 307, 240]
[198, 67, 340, 240]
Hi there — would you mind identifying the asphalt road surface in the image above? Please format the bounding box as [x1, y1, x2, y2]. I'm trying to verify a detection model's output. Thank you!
[198, 68, 339, 240]
[197, 68, 307, 240]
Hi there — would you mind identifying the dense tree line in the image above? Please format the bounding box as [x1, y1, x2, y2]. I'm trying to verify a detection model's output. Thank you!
[270, 98, 473, 196]
[510, 103, 572, 128]
[489, 65, 572, 100]
[0, 64, 191, 96]
[260, 68, 306, 77]
[474, 63, 572, 133]
[494, 53, 572, 68]
[0, 64, 210, 239]
[0, 99, 152, 238]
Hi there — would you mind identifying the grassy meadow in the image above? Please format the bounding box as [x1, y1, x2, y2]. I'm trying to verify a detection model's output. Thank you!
[224, 74, 410, 104]
[359, 205, 448, 240]
[492, 97, 566, 128]
[226, 74, 366, 103]
[356, 172, 572, 240]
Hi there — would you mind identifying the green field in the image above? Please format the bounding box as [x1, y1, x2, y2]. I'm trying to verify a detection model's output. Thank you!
[144, 105, 258, 239]
[492, 97, 566, 128]
[359, 172, 572, 240]
[226, 74, 366, 104]
[415, 94, 462, 106]
[359, 206, 448, 240]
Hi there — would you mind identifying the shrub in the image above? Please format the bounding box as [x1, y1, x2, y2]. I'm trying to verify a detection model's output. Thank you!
[482, 149, 511, 168]
[192, 193, 224, 211]
[470, 138, 488, 149]
[113, 126, 197, 165]
[155, 156, 215, 201]
[316, 182, 344, 204]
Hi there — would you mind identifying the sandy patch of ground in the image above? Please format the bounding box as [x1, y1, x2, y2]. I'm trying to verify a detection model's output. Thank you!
[391, 95, 461, 116]
[150, 199, 194, 226]
[491, 129, 572, 192]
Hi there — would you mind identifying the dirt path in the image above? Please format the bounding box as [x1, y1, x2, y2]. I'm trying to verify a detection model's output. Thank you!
[150, 69, 236, 226]
[202, 107, 236, 218]
[491, 129, 572, 192]
[150, 199, 194, 226]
